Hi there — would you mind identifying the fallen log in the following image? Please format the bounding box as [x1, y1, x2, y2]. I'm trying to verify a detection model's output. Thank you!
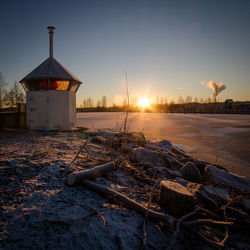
[78, 180, 233, 231]
[67, 161, 116, 186]
[67, 162, 232, 232]
[80, 179, 176, 229]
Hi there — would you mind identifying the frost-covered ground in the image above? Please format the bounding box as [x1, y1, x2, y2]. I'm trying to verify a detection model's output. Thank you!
[0, 129, 249, 249]
[0, 131, 174, 249]
[77, 113, 250, 178]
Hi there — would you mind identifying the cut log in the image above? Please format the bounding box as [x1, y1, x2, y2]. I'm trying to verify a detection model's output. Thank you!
[159, 180, 195, 216]
[67, 162, 116, 186]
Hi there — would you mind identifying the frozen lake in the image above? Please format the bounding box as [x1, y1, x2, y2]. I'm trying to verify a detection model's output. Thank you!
[77, 112, 250, 178]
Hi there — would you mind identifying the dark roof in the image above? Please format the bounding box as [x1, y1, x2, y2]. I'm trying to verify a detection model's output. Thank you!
[20, 57, 82, 84]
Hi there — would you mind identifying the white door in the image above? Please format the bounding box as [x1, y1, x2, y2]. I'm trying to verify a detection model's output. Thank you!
[27, 92, 49, 129]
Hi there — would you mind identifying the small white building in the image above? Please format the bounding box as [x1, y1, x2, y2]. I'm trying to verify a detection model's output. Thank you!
[20, 26, 82, 131]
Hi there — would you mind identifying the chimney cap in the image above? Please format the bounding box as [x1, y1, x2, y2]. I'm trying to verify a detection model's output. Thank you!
[47, 26, 55, 30]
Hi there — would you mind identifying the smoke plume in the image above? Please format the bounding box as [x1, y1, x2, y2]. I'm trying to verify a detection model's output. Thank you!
[207, 81, 226, 96]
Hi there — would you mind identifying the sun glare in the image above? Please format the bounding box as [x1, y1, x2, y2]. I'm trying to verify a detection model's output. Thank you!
[138, 96, 151, 109]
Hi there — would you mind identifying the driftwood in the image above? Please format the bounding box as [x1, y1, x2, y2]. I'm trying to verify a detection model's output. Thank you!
[77, 179, 232, 230]
[67, 160, 233, 230]
[167, 209, 197, 250]
[67, 162, 116, 186]
[80, 179, 175, 228]
[68, 138, 89, 167]
[67, 150, 234, 248]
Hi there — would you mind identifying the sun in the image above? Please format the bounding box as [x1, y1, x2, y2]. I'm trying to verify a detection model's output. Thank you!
[138, 96, 151, 109]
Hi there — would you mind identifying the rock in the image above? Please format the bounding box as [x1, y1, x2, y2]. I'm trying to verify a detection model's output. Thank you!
[91, 135, 108, 144]
[121, 143, 139, 153]
[174, 178, 228, 209]
[129, 147, 166, 167]
[181, 162, 201, 183]
[199, 185, 230, 205]
[171, 147, 188, 158]
[99, 131, 121, 141]
[144, 168, 155, 177]
[186, 182, 201, 193]
[175, 180, 218, 209]
[146, 140, 173, 152]
[187, 183, 229, 208]
[174, 177, 190, 187]
[166, 168, 182, 178]
[242, 198, 250, 211]
[127, 132, 146, 146]
[196, 191, 218, 210]
[159, 180, 195, 216]
[188, 159, 207, 175]
[204, 165, 250, 192]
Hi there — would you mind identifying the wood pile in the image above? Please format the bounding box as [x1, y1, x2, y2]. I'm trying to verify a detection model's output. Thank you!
[67, 130, 250, 249]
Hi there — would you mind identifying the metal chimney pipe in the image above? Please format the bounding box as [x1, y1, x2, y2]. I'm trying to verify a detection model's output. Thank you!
[47, 26, 55, 58]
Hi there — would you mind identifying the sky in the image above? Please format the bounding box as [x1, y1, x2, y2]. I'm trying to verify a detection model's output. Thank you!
[0, 0, 250, 105]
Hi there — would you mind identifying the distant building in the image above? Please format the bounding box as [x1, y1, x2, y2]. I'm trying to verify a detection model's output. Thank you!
[224, 99, 233, 111]
[225, 99, 233, 104]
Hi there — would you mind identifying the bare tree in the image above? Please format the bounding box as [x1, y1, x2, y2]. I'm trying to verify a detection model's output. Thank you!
[0, 72, 7, 109]
[3, 81, 25, 108]
[3, 88, 15, 108]
[83, 97, 93, 108]
[83, 99, 87, 108]
[88, 98, 94, 108]
[13, 81, 25, 104]
[123, 71, 129, 133]
[178, 97, 184, 104]
[206, 97, 212, 103]
[101, 96, 107, 108]
[156, 96, 159, 105]
[96, 100, 101, 108]
[186, 96, 192, 103]
[131, 96, 138, 107]
[160, 97, 165, 104]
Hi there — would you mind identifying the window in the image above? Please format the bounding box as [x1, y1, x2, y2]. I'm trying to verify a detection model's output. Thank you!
[21, 82, 29, 92]
[25, 79, 71, 91]
[50, 80, 70, 90]
[70, 82, 80, 92]
[27, 80, 48, 90]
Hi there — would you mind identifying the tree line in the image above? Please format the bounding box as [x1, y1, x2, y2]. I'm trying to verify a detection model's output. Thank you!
[1, 72, 248, 114]
[78, 95, 219, 109]
[0, 73, 25, 111]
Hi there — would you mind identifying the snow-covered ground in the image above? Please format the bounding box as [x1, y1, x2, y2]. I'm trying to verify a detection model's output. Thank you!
[1, 129, 249, 249]
[77, 113, 250, 177]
